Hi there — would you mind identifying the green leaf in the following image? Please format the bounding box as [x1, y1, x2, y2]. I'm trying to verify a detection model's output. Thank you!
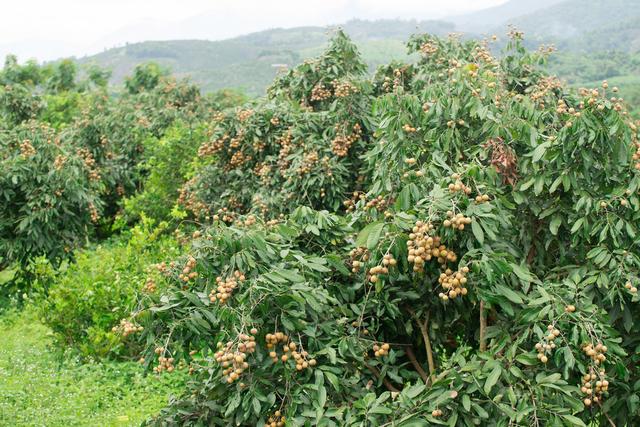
[570, 218, 584, 234]
[550, 216, 562, 236]
[0, 267, 17, 285]
[494, 283, 524, 304]
[531, 141, 550, 163]
[317, 385, 327, 409]
[484, 365, 502, 395]
[462, 394, 471, 411]
[471, 220, 484, 245]
[561, 415, 587, 427]
[355, 221, 384, 249]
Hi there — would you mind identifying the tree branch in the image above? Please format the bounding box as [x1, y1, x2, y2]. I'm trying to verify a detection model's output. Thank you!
[407, 307, 435, 376]
[405, 345, 430, 384]
[366, 364, 400, 393]
[479, 300, 487, 352]
[597, 400, 616, 427]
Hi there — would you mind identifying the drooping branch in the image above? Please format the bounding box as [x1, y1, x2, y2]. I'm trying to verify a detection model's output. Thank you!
[597, 401, 617, 427]
[366, 364, 400, 393]
[407, 307, 435, 377]
[479, 300, 487, 352]
[526, 219, 539, 265]
[405, 345, 430, 384]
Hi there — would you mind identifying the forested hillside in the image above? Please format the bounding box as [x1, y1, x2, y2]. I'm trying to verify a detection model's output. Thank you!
[61, 0, 640, 97]
[78, 20, 451, 95]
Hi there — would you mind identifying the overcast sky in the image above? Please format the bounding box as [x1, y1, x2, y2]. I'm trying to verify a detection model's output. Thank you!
[0, 0, 507, 61]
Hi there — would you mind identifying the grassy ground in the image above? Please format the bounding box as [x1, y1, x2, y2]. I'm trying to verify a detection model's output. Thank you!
[0, 309, 183, 426]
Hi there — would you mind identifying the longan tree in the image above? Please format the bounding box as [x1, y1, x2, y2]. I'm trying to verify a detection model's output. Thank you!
[126, 31, 640, 426]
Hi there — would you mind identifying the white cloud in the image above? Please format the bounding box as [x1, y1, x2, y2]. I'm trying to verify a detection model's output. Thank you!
[0, 0, 507, 61]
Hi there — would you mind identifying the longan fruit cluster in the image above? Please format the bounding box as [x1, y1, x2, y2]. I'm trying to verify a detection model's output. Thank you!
[266, 410, 286, 427]
[624, 280, 638, 294]
[437, 266, 469, 300]
[365, 195, 389, 211]
[270, 116, 280, 126]
[19, 139, 36, 157]
[143, 277, 157, 293]
[235, 108, 254, 122]
[331, 122, 362, 157]
[77, 148, 100, 181]
[112, 319, 143, 337]
[420, 41, 438, 56]
[632, 135, 640, 170]
[266, 332, 289, 362]
[297, 150, 319, 175]
[431, 409, 444, 417]
[155, 261, 169, 274]
[88, 203, 100, 223]
[564, 304, 576, 313]
[234, 215, 256, 227]
[198, 134, 228, 157]
[213, 207, 236, 223]
[534, 324, 561, 363]
[53, 154, 67, 170]
[446, 119, 465, 128]
[343, 191, 365, 213]
[443, 211, 472, 230]
[407, 221, 457, 272]
[373, 342, 390, 357]
[583, 342, 607, 364]
[214, 331, 257, 384]
[266, 332, 317, 371]
[350, 247, 370, 273]
[474, 194, 491, 204]
[310, 83, 331, 101]
[209, 271, 246, 304]
[333, 79, 358, 98]
[153, 347, 175, 373]
[402, 124, 417, 133]
[368, 265, 389, 284]
[404, 157, 417, 166]
[447, 174, 472, 195]
[179, 256, 198, 283]
[580, 370, 609, 407]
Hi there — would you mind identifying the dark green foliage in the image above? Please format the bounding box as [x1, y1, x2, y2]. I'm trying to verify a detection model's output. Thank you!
[129, 32, 640, 426]
[0, 122, 102, 267]
[124, 123, 208, 223]
[125, 62, 166, 94]
[0, 84, 42, 125]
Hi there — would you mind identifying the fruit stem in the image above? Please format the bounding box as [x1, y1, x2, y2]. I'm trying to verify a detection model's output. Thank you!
[479, 300, 487, 352]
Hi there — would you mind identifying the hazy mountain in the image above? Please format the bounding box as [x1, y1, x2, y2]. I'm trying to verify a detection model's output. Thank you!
[72, 0, 640, 96]
[78, 19, 453, 95]
[448, 0, 565, 33]
[504, 0, 640, 41]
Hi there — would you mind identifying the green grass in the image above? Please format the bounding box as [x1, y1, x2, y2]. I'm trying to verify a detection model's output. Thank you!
[0, 309, 184, 426]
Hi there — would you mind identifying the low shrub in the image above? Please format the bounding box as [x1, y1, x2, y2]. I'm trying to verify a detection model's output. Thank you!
[40, 218, 183, 358]
[123, 122, 208, 223]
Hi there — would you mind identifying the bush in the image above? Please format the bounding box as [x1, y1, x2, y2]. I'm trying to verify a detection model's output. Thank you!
[123, 123, 209, 223]
[126, 32, 640, 426]
[40, 218, 183, 358]
[0, 121, 102, 267]
[178, 31, 373, 219]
